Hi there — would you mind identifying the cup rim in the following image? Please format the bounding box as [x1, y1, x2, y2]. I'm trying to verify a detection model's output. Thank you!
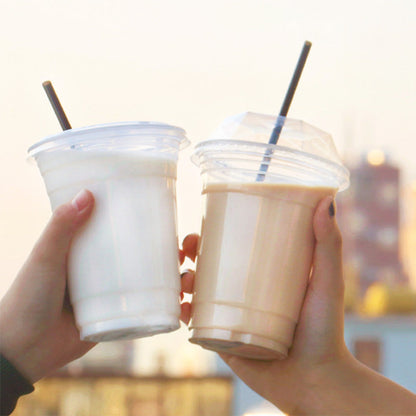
[28, 121, 189, 157]
[192, 139, 350, 190]
[193, 139, 348, 170]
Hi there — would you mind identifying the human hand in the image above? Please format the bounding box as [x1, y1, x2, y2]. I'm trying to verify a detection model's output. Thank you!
[0, 193, 207, 385]
[217, 196, 353, 413]
[0, 190, 95, 383]
[180, 197, 356, 414]
[221, 195, 416, 415]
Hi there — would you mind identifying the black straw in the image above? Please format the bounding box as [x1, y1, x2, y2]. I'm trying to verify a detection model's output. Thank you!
[42, 81, 72, 130]
[269, 41, 312, 145]
[256, 41, 312, 181]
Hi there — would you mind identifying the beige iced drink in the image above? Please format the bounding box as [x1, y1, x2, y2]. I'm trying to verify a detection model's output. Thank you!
[189, 182, 336, 359]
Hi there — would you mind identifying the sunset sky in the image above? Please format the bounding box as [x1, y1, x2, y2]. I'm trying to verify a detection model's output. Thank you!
[1, 0, 416, 374]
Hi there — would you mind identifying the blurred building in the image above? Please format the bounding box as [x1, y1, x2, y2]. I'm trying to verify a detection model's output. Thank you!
[14, 336, 234, 416]
[13, 374, 233, 416]
[345, 314, 416, 392]
[337, 150, 408, 299]
[362, 283, 416, 316]
[215, 356, 273, 416]
[401, 182, 416, 290]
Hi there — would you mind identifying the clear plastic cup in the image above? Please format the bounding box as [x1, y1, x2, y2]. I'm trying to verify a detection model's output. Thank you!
[29, 122, 189, 342]
[189, 113, 349, 360]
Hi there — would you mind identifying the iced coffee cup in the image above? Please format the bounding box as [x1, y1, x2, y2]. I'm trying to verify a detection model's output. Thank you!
[189, 112, 350, 360]
[29, 122, 189, 342]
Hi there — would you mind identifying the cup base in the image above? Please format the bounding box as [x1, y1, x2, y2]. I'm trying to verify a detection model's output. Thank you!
[189, 328, 288, 360]
[80, 315, 180, 342]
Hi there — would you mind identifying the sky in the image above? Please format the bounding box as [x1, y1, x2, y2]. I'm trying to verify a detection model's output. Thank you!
[1, 0, 416, 374]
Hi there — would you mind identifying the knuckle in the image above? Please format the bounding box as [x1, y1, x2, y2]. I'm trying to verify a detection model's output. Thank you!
[52, 204, 73, 222]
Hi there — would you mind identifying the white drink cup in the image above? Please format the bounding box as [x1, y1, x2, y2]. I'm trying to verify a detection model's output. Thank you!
[29, 122, 189, 342]
[189, 113, 350, 360]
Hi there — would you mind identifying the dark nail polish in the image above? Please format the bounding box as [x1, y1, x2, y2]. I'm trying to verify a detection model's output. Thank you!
[329, 201, 335, 217]
[180, 270, 190, 279]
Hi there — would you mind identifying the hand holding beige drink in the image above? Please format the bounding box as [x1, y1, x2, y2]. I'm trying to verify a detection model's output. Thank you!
[189, 41, 350, 360]
[189, 113, 350, 360]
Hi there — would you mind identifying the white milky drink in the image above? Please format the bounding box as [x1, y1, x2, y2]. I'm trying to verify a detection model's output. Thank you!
[29, 122, 189, 342]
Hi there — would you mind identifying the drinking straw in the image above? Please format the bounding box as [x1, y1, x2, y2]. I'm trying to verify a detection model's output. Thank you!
[42, 81, 72, 130]
[256, 41, 312, 181]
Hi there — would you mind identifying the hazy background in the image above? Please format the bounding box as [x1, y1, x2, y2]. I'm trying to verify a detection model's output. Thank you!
[1, 0, 416, 374]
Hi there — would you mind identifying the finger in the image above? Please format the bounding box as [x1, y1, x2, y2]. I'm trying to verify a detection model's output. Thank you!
[181, 234, 199, 262]
[30, 190, 94, 267]
[180, 270, 195, 294]
[180, 302, 192, 325]
[179, 249, 185, 265]
[311, 196, 344, 300]
[63, 286, 73, 312]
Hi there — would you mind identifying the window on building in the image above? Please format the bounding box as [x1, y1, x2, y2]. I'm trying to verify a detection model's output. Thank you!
[353, 338, 382, 372]
[380, 183, 397, 205]
[376, 227, 398, 248]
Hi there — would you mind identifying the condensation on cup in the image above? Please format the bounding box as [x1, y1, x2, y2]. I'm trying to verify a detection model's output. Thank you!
[189, 112, 350, 360]
[29, 122, 189, 342]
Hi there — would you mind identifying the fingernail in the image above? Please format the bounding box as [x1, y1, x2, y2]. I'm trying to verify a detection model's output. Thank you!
[180, 270, 191, 279]
[72, 189, 91, 212]
[329, 200, 336, 217]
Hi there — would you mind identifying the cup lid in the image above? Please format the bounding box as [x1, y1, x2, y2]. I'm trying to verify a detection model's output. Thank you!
[206, 112, 344, 165]
[192, 113, 350, 191]
[28, 121, 189, 157]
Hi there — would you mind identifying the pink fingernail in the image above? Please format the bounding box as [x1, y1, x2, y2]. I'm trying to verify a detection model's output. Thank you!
[72, 189, 91, 212]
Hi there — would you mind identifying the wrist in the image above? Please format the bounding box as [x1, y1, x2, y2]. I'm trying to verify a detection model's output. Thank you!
[0, 318, 45, 383]
[289, 350, 358, 415]
[0, 343, 40, 384]
[291, 351, 416, 416]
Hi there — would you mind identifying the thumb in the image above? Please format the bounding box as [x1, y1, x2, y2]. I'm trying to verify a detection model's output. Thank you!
[309, 195, 345, 308]
[305, 196, 344, 323]
[30, 189, 94, 268]
[290, 196, 345, 360]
